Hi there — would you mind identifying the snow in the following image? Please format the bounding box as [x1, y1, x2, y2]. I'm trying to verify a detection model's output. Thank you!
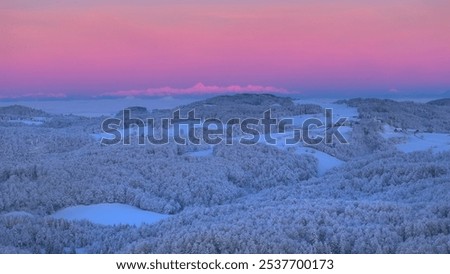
[289, 114, 323, 127]
[75, 248, 88, 254]
[91, 132, 115, 142]
[8, 119, 43, 125]
[253, 107, 346, 176]
[295, 147, 344, 176]
[293, 99, 359, 121]
[256, 132, 344, 176]
[168, 123, 204, 137]
[381, 124, 450, 153]
[1, 211, 34, 218]
[380, 125, 405, 139]
[186, 148, 214, 157]
[283, 99, 358, 142]
[397, 133, 450, 153]
[51, 203, 169, 226]
[338, 126, 353, 139]
[92, 122, 210, 143]
[91, 126, 133, 142]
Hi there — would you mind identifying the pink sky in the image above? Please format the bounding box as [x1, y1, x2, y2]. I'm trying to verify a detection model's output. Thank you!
[1, 0, 449, 98]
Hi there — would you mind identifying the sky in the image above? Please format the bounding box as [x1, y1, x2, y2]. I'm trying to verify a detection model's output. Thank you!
[1, 0, 449, 98]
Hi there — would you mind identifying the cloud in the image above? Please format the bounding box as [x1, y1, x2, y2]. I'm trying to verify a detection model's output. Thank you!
[103, 83, 289, 97]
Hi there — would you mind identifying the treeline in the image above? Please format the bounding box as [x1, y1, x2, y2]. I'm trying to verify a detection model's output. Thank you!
[0, 128, 317, 215]
[340, 98, 450, 133]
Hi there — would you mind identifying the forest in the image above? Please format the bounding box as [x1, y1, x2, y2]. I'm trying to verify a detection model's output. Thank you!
[0, 94, 449, 254]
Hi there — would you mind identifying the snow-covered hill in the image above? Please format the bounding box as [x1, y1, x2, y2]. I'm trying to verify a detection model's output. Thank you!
[0, 94, 449, 254]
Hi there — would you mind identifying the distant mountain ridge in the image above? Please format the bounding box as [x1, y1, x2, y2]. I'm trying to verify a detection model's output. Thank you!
[0, 105, 50, 118]
[427, 98, 450, 106]
[176, 93, 322, 120]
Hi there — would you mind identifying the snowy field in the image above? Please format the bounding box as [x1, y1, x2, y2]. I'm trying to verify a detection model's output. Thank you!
[381, 125, 450, 153]
[295, 147, 343, 176]
[51, 204, 169, 226]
